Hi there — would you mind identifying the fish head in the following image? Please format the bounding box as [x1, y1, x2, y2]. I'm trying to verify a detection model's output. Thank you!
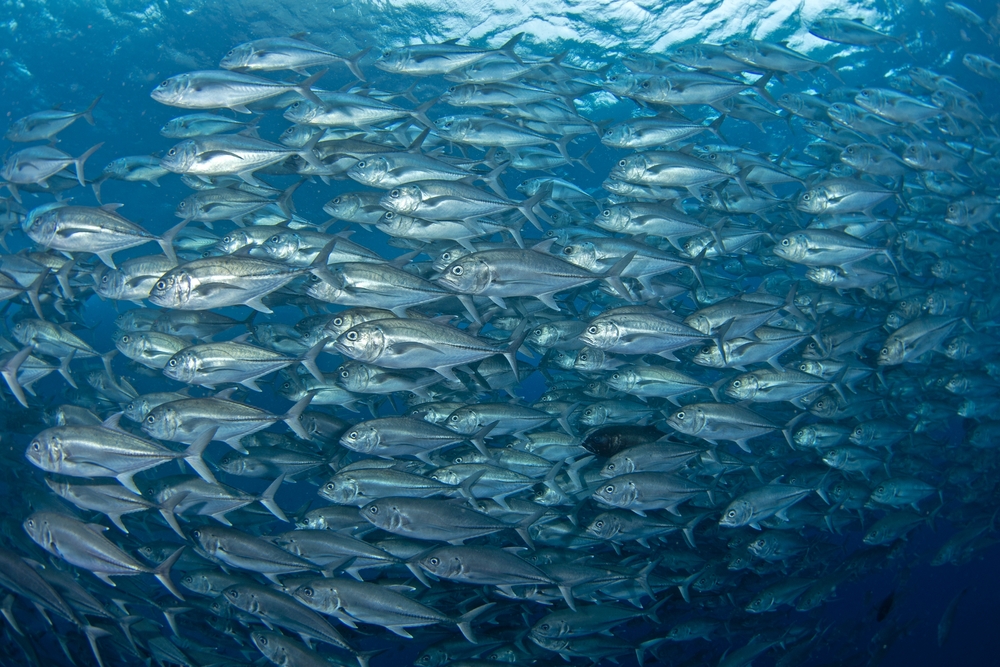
[339, 423, 380, 453]
[725, 374, 759, 400]
[526, 323, 561, 349]
[854, 88, 883, 113]
[279, 124, 319, 148]
[347, 156, 389, 186]
[261, 231, 301, 261]
[360, 498, 400, 531]
[870, 482, 893, 504]
[217, 450, 249, 475]
[150, 74, 196, 106]
[805, 267, 840, 287]
[324, 193, 362, 220]
[335, 362, 370, 393]
[601, 123, 635, 149]
[115, 331, 146, 361]
[441, 84, 475, 106]
[431, 245, 471, 273]
[600, 451, 633, 477]
[745, 593, 772, 613]
[25, 428, 63, 472]
[374, 48, 409, 73]
[148, 269, 190, 309]
[380, 185, 423, 214]
[433, 115, 470, 139]
[578, 404, 608, 427]
[839, 143, 873, 170]
[944, 199, 967, 226]
[142, 405, 179, 441]
[160, 140, 198, 174]
[901, 141, 929, 168]
[794, 187, 828, 214]
[436, 254, 493, 294]
[283, 100, 321, 124]
[606, 367, 639, 393]
[580, 319, 620, 351]
[94, 268, 124, 299]
[666, 405, 705, 436]
[219, 43, 255, 70]
[719, 499, 753, 527]
[23, 210, 58, 246]
[609, 156, 644, 183]
[723, 39, 755, 63]
[123, 396, 150, 422]
[446, 408, 481, 435]
[602, 71, 638, 96]
[163, 350, 198, 383]
[559, 241, 599, 272]
[877, 337, 905, 365]
[596, 204, 632, 233]
[174, 196, 195, 220]
[821, 447, 849, 468]
[862, 525, 884, 545]
[376, 210, 415, 235]
[250, 632, 291, 664]
[294, 582, 340, 610]
[593, 477, 637, 508]
[22, 512, 54, 551]
[334, 322, 386, 364]
[691, 342, 725, 368]
[320, 475, 359, 504]
[774, 232, 810, 260]
[586, 512, 622, 538]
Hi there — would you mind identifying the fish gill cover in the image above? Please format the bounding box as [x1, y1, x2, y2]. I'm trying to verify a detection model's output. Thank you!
[0, 0, 999, 666]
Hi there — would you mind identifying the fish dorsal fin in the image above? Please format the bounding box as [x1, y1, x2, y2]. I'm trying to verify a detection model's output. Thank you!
[100, 203, 125, 213]
[102, 412, 125, 432]
[85, 523, 109, 535]
[216, 387, 239, 400]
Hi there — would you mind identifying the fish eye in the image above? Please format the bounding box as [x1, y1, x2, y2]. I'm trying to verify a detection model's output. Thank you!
[156, 280, 166, 290]
[611, 373, 619, 380]
[270, 235, 280, 243]
[30, 441, 39, 451]
[587, 326, 597, 334]
[121, 335, 129, 343]
[540, 624, 550, 631]
[429, 557, 439, 565]
[606, 463, 615, 470]
[733, 380, 741, 387]
[302, 587, 313, 597]
[347, 331, 358, 341]
[451, 266, 463, 275]
[341, 370, 349, 378]
[168, 359, 177, 366]
[368, 505, 379, 514]
[881, 348, 888, 355]
[579, 354, 588, 360]
[604, 485, 614, 493]
[191, 529, 200, 538]
[390, 189, 399, 197]
[146, 415, 156, 423]
[384, 211, 394, 219]
[846, 147, 855, 154]
[602, 209, 611, 217]
[563, 246, 574, 254]
[781, 239, 790, 246]
[618, 159, 626, 167]
[595, 520, 604, 528]
[357, 161, 365, 168]
[348, 431, 358, 439]
[676, 411, 685, 419]
[727, 509, 736, 518]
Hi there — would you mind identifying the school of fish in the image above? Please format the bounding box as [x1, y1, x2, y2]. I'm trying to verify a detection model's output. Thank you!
[0, 6, 999, 667]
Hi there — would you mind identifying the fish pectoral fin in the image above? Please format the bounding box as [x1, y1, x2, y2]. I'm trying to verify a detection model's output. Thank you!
[389, 341, 439, 354]
[386, 626, 413, 639]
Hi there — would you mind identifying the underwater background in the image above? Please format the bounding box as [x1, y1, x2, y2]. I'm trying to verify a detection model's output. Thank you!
[1, 0, 999, 666]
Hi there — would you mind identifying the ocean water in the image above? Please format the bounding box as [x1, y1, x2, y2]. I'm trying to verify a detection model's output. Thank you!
[1, 0, 1000, 666]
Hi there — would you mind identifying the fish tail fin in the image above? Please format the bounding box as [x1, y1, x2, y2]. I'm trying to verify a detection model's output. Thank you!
[82, 94, 102, 125]
[82, 625, 111, 667]
[58, 349, 78, 388]
[1, 347, 33, 408]
[498, 32, 525, 64]
[455, 602, 494, 643]
[91, 174, 109, 204]
[151, 546, 186, 601]
[300, 337, 327, 382]
[157, 490, 189, 539]
[412, 98, 437, 130]
[158, 218, 188, 266]
[345, 46, 371, 81]
[74, 142, 104, 188]
[183, 427, 218, 486]
[25, 266, 49, 319]
[259, 473, 288, 522]
[277, 179, 304, 218]
[283, 391, 315, 440]
[503, 322, 528, 378]
[294, 68, 329, 107]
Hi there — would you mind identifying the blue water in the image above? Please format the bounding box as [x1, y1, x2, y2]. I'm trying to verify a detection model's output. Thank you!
[2, 0, 1000, 665]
